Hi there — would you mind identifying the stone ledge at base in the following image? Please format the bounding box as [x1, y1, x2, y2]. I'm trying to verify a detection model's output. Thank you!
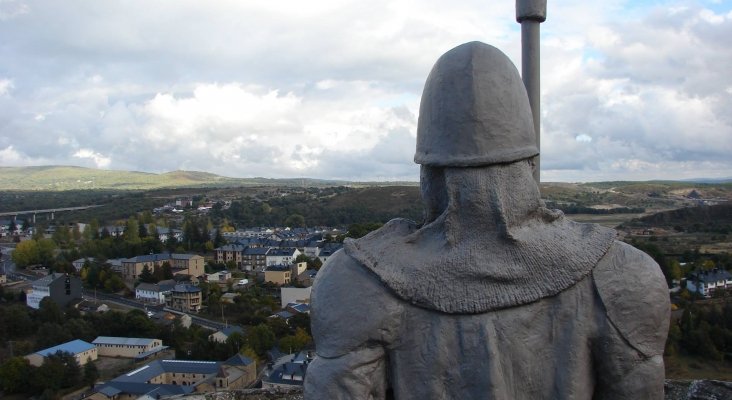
[665, 380, 732, 400]
[169, 387, 303, 400]
[170, 380, 732, 400]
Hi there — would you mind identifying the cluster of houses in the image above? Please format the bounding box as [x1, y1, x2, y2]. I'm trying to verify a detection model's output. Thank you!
[214, 234, 342, 271]
[10, 224, 345, 397]
[24, 337, 256, 399]
[152, 197, 231, 215]
[0, 218, 32, 237]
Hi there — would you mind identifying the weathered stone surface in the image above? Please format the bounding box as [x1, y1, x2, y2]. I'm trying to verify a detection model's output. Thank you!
[415, 42, 537, 167]
[171, 387, 304, 400]
[516, 0, 547, 22]
[304, 42, 670, 399]
[173, 381, 732, 400]
[665, 380, 732, 400]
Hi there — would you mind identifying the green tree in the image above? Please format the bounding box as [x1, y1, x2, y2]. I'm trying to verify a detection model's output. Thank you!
[139, 265, 155, 283]
[52, 224, 71, 246]
[0, 357, 32, 393]
[278, 327, 312, 354]
[346, 222, 383, 239]
[104, 274, 125, 292]
[12, 239, 40, 267]
[241, 346, 259, 362]
[226, 331, 246, 354]
[33, 351, 80, 394]
[37, 238, 57, 266]
[124, 217, 140, 243]
[38, 297, 63, 324]
[87, 218, 100, 240]
[138, 221, 148, 238]
[246, 324, 275, 357]
[82, 361, 99, 387]
[213, 228, 224, 248]
[35, 322, 72, 349]
[668, 259, 683, 282]
[161, 261, 174, 279]
[0, 304, 36, 338]
[285, 214, 306, 228]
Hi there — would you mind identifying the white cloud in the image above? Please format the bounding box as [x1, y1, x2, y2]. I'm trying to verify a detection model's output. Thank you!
[0, 79, 12, 96]
[0, 145, 51, 166]
[0, 1, 730, 181]
[0, 0, 28, 21]
[73, 148, 111, 168]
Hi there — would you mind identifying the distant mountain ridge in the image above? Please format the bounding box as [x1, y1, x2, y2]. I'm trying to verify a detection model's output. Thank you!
[0, 165, 356, 190]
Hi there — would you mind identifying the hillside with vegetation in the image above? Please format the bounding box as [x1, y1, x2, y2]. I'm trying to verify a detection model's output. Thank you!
[0, 166, 351, 191]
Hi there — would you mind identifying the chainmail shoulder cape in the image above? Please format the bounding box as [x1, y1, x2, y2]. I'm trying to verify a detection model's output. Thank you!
[344, 211, 616, 314]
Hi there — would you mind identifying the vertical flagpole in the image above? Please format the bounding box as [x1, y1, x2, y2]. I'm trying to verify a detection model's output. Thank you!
[516, 0, 546, 185]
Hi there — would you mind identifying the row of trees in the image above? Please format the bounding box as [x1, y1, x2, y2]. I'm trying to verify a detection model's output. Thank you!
[217, 190, 422, 229]
[0, 351, 98, 398]
[667, 301, 732, 361]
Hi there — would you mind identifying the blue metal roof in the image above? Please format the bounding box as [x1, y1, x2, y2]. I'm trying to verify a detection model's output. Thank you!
[268, 248, 298, 256]
[691, 269, 732, 283]
[225, 353, 254, 366]
[220, 326, 244, 337]
[266, 265, 291, 272]
[124, 254, 169, 263]
[113, 359, 220, 383]
[35, 339, 96, 357]
[244, 247, 269, 255]
[172, 284, 201, 293]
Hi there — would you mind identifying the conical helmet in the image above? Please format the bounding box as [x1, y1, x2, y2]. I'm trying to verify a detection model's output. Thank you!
[415, 41, 538, 167]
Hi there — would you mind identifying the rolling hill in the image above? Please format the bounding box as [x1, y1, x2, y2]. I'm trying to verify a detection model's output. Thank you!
[0, 166, 352, 190]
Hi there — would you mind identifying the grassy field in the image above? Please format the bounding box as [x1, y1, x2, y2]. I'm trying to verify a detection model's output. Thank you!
[566, 213, 647, 228]
[665, 354, 732, 380]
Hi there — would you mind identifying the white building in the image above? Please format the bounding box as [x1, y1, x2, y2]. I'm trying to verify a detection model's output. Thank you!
[266, 248, 301, 266]
[135, 280, 176, 304]
[93, 336, 165, 358]
[206, 270, 232, 283]
[687, 269, 732, 297]
[280, 287, 312, 308]
[25, 339, 97, 367]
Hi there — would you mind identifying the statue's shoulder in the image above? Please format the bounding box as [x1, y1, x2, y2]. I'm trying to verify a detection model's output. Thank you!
[592, 241, 670, 357]
[310, 248, 404, 358]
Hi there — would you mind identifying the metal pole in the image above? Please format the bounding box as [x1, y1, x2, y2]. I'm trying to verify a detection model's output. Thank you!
[516, 0, 546, 184]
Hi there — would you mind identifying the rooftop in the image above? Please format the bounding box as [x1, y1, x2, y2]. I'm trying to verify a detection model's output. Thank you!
[690, 269, 732, 283]
[34, 339, 96, 357]
[244, 247, 270, 255]
[267, 265, 292, 272]
[172, 284, 201, 293]
[32, 272, 67, 288]
[93, 336, 159, 347]
[268, 248, 298, 256]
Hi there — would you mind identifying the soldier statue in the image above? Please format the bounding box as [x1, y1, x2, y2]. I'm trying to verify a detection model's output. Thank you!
[304, 41, 669, 400]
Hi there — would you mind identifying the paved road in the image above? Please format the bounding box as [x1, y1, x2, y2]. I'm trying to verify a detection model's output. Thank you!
[82, 289, 226, 330]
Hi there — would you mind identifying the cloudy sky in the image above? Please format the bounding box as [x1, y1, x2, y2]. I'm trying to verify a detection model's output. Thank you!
[1, 0, 730, 182]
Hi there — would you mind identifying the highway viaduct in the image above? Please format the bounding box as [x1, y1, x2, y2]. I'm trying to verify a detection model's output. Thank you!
[0, 205, 102, 223]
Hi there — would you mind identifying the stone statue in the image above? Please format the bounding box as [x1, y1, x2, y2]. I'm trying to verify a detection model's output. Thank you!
[304, 42, 670, 400]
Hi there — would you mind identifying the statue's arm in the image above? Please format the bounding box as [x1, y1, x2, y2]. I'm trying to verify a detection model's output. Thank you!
[305, 346, 388, 399]
[592, 241, 671, 400]
[304, 250, 403, 399]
